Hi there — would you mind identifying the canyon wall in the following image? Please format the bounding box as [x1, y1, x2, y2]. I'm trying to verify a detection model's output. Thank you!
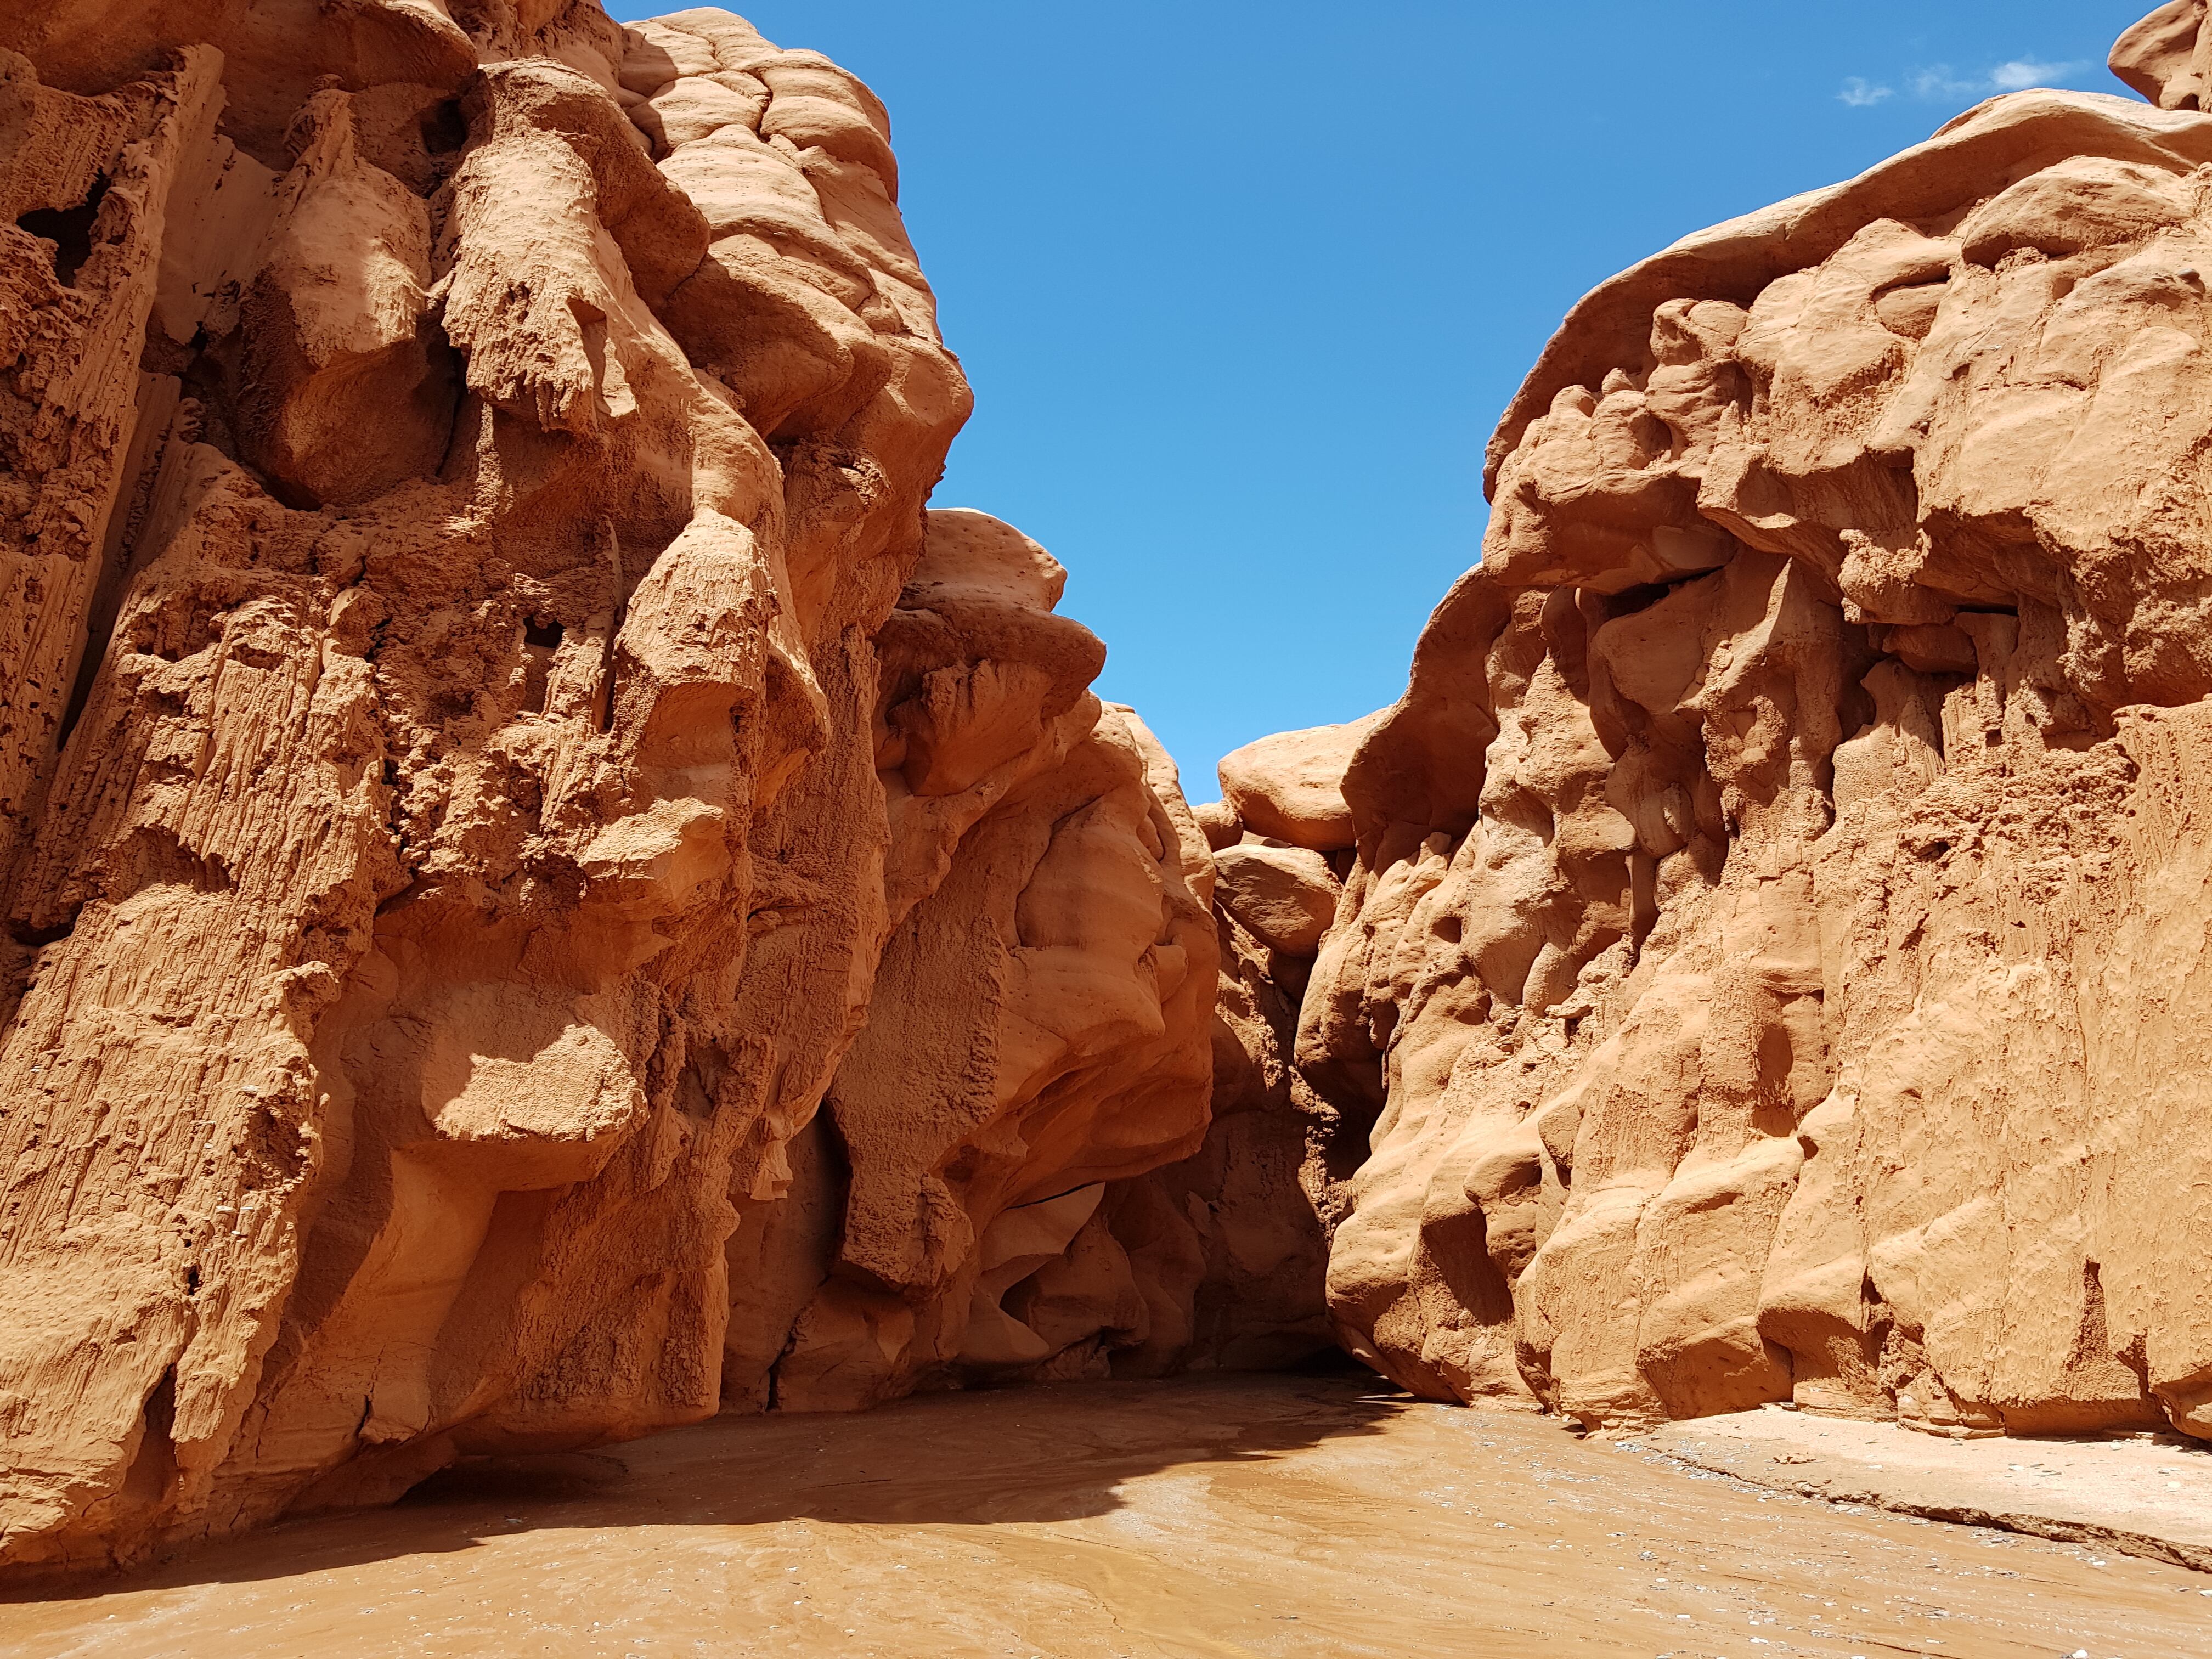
[20, 0, 2211, 1591]
[1224, 10, 2212, 1444]
[0, 1, 1287, 1578]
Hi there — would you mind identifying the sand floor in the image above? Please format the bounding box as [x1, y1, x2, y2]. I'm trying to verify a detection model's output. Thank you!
[6, 1373, 2210, 1658]
[1648, 1406, 2212, 1571]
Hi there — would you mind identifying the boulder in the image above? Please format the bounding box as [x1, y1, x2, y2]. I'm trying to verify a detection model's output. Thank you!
[1213, 843, 1340, 957]
[1216, 712, 1384, 852]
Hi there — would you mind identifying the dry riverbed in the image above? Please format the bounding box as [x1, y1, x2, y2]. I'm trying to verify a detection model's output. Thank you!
[7, 1373, 2209, 1657]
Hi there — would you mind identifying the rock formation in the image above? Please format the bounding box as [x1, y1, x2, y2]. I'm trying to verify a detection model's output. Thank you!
[0, 0, 1269, 1578]
[1231, 8, 2212, 1446]
[21, 0, 2212, 1593]
[1182, 721, 1382, 1374]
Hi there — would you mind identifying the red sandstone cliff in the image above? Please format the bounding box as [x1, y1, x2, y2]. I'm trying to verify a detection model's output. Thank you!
[0, 1, 1261, 1577]
[1210, 6, 2212, 1447]
[19, 0, 2212, 1589]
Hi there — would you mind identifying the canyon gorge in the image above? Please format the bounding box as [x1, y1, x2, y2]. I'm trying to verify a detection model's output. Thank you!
[4, 0, 2212, 1615]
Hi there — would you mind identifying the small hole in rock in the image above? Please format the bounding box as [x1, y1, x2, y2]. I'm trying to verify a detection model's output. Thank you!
[521, 619, 562, 714]
[420, 99, 467, 155]
[11, 917, 75, 949]
[17, 175, 109, 288]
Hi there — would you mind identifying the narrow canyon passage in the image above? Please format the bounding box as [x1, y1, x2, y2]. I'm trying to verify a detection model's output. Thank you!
[7, 1375, 2205, 1659]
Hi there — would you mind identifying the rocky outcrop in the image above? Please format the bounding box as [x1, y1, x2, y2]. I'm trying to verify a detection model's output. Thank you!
[0, 2, 1238, 1578]
[1251, 10, 2212, 1445]
[38, 0, 2212, 1592]
[2113, 0, 2212, 108]
[1171, 726, 1380, 1379]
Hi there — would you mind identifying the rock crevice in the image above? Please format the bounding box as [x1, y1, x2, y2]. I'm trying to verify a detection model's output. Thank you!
[14, 0, 2212, 1588]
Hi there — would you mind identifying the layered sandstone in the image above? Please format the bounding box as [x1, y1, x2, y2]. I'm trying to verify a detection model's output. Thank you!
[1241, 9, 2212, 1444]
[0, 1, 1250, 1578]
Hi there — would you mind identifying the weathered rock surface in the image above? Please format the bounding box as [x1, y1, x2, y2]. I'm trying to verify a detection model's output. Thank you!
[737, 536, 1221, 1409]
[2113, 0, 2212, 108]
[40, 0, 2212, 1592]
[1216, 714, 1381, 853]
[1261, 8, 2212, 1447]
[1211, 843, 1338, 957]
[0, 1, 1251, 1579]
[1101, 817, 1344, 1380]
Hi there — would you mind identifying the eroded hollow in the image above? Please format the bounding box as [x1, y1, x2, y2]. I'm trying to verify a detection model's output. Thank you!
[18, 176, 109, 288]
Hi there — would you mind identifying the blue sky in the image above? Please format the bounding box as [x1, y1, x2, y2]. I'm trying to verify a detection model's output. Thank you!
[610, 1, 2153, 796]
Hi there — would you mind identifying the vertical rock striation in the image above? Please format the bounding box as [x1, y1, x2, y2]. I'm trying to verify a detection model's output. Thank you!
[0, 2, 1230, 1578]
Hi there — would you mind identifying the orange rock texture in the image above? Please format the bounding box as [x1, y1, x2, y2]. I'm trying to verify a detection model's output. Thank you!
[22, 0, 2212, 1591]
[1229, 8, 2212, 1446]
[0, 1, 1254, 1577]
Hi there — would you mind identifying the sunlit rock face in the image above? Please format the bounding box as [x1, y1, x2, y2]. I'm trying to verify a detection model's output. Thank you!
[0, 2, 1228, 1576]
[1266, 9, 2212, 1443]
[34, 0, 2212, 1592]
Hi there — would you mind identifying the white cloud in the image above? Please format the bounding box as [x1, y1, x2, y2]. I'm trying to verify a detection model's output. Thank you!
[1840, 55, 2090, 110]
[1987, 57, 2084, 91]
[1908, 65, 1982, 99]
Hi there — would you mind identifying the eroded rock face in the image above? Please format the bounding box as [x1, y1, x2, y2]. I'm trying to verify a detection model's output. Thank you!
[727, 520, 1222, 1410]
[2113, 0, 2212, 109]
[1278, 15, 2212, 1443]
[0, 3, 1225, 1577]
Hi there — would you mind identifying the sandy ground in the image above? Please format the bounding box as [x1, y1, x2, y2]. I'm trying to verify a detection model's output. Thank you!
[1648, 1407, 2212, 1572]
[5, 1373, 2210, 1659]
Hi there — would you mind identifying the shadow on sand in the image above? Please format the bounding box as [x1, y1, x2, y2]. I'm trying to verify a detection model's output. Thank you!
[9, 1365, 1412, 1602]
